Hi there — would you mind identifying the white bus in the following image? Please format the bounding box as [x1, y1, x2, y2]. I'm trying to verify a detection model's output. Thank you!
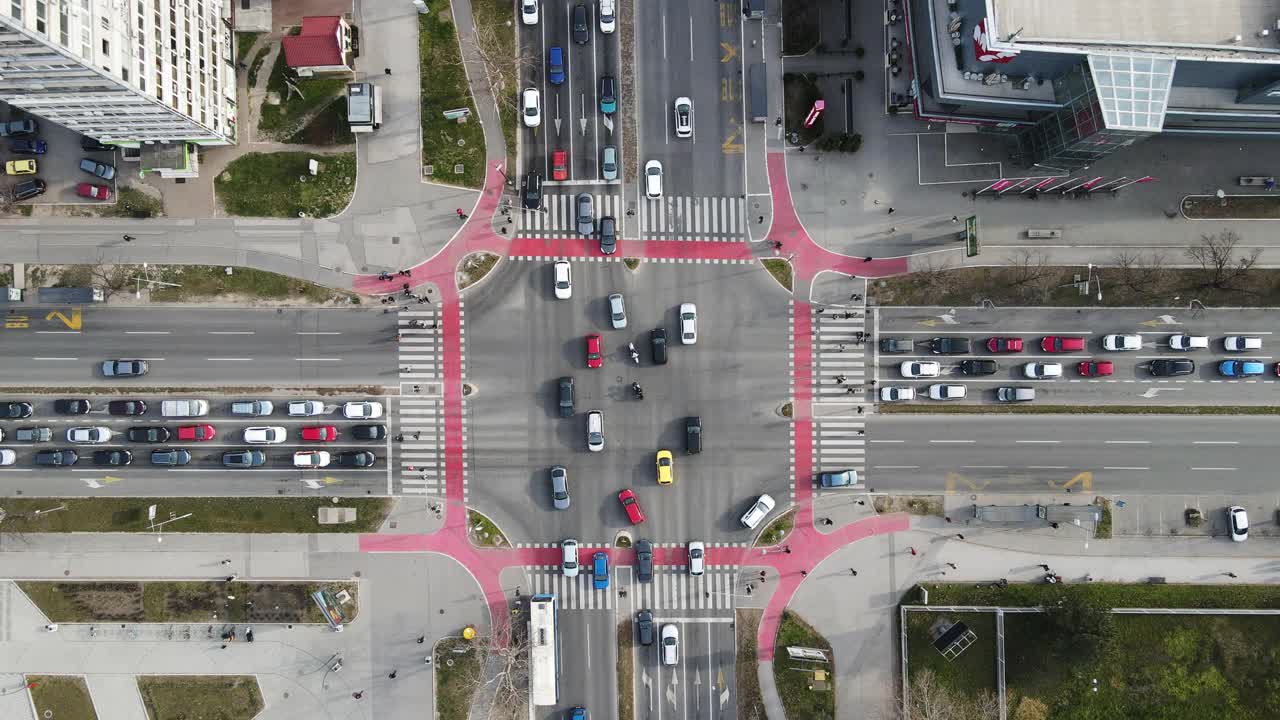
[528, 593, 560, 706]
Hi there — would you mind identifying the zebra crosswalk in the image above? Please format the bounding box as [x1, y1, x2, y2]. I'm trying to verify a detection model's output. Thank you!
[396, 309, 445, 496]
[812, 304, 869, 489]
[518, 192, 746, 242]
[525, 566, 743, 611]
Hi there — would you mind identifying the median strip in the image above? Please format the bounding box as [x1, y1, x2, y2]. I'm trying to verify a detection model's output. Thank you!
[879, 404, 1280, 415]
[0, 497, 391, 533]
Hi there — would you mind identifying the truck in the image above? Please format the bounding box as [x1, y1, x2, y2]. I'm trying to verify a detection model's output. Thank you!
[347, 82, 382, 133]
[748, 63, 767, 123]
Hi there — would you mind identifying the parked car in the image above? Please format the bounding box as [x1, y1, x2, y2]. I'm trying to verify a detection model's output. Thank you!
[54, 399, 91, 415]
[655, 450, 674, 485]
[618, 488, 646, 524]
[223, 449, 266, 468]
[150, 448, 191, 466]
[586, 410, 604, 451]
[521, 87, 541, 127]
[352, 424, 387, 440]
[879, 337, 913, 353]
[558, 376, 575, 417]
[12, 179, 46, 201]
[1224, 336, 1262, 352]
[127, 426, 171, 443]
[1077, 360, 1114, 377]
[78, 158, 116, 180]
[592, 551, 610, 590]
[80, 136, 115, 152]
[0, 119, 37, 136]
[1102, 334, 1141, 351]
[650, 328, 668, 364]
[608, 293, 627, 329]
[927, 384, 967, 400]
[685, 416, 702, 454]
[740, 493, 775, 529]
[1040, 336, 1085, 353]
[76, 182, 111, 201]
[562, 539, 580, 577]
[1228, 506, 1249, 542]
[996, 387, 1035, 402]
[959, 359, 998, 376]
[880, 386, 916, 402]
[1151, 359, 1195, 377]
[5, 159, 36, 175]
[636, 540, 653, 583]
[9, 139, 46, 154]
[585, 334, 603, 368]
[553, 260, 572, 299]
[1168, 334, 1209, 351]
[102, 359, 148, 377]
[343, 401, 383, 419]
[550, 465, 570, 510]
[929, 336, 971, 355]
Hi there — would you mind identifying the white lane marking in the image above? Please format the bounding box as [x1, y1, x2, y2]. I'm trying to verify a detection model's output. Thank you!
[207, 357, 254, 361]
[210, 331, 255, 335]
[295, 358, 342, 362]
[1103, 466, 1149, 470]
[1192, 441, 1239, 445]
[126, 331, 170, 335]
[33, 357, 78, 360]
[297, 332, 341, 335]
[1016, 440, 1060, 444]
[1105, 440, 1150, 444]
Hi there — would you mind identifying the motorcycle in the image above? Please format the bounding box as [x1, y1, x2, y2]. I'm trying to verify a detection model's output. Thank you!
[631, 382, 644, 400]
[628, 342, 640, 365]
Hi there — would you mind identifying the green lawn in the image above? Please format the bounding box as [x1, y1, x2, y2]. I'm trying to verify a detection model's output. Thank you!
[247, 45, 270, 88]
[285, 97, 356, 146]
[27, 676, 98, 720]
[19, 581, 357, 624]
[216, 151, 355, 218]
[257, 50, 348, 139]
[418, 7, 485, 188]
[904, 611, 998, 695]
[762, 259, 793, 291]
[756, 509, 794, 547]
[918, 582, 1280, 610]
[736, 609, 768, 720]
[467, 509, 508, 547]
[235, 32, 263, 63]
[435, 638, 483, 720]
[138, 676, 263, 720]
[147, 264, 349, 303]
[772, 611, 835, 720]
[0, 497, 390, 533]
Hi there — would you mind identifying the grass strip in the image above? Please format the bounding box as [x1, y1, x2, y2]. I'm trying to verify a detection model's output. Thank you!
[467, 508, 509, 547]
[216, 151, 355, 218]
[19, 581, 358, 623]
[772, 610, 834, 720]
[27, 676, 98, 720]
[735, 609, 767, 720]
[419, 5, 485, 188]
[756, 509, 795, 547]
[762, 259, 793, 291]
[0, 497, 391, 533]
[147, 264, 352, 303]
[247, 46, 270, 88]
[904, 610, 997, 696]
[878, 404, 1280, 415]
[137, 676, 263, 720]
[99, 186, 164, 218]
[617, 620, 635, 720]
[435, 637, 483, 720]
[1094, 497, 1112, 539]
[913, 582, 1280, 609]
[459, 252, 500, 290]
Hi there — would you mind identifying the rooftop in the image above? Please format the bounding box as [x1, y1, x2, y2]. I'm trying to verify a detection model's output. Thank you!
[282, 16, 346, 69]
[990, 0, 1280, 51]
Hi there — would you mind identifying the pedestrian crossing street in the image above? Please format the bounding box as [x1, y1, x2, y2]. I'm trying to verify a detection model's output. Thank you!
[519, 192, 746, 242]
[812, 304, 869, 489]
[524, 565, 743, 611]
[397, 308, 444, 496]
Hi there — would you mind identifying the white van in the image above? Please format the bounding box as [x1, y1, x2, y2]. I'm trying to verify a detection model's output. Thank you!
[161, 399, 209, 417]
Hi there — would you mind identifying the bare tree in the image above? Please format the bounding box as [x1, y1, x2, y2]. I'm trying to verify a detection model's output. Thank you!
[908, 668, 960, 720]
[914, 256, 957, 298]
[470, 612, 530, 720]
[87, 256, 133, 300]
[1111, 250, 1169, 300]
[967, 689, 1003, 720]
[1184, 229, 1259, 290]
[469, 25, 536, 127]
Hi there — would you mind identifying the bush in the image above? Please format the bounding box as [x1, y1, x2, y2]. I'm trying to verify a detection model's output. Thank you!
[816, 133, 862, 153]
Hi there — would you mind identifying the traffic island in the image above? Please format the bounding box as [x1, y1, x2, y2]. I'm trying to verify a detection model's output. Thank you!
[466, 509, 509, 548]
[17, 580, 358, 624]
[756, 509, 795, 547]
[137, 676, 263, 720]
[762, 259, 793, 291]
[418, 2, 487, 187]
[617, 620, 635, 720]
[459, 252, 500, 290]
[623, 257, 641, 270]
[26, 676, 98, 720]
[772, 610, 835, 720]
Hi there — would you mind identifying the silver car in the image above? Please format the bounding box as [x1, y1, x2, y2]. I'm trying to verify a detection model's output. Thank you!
[601, 145, 618, 181]
[586, 410, 604, 452]
[550, 466, 570, 510]
[608, 293, 627, 329]
[576, 193, 594, 235]
[66, 426, 111, 444]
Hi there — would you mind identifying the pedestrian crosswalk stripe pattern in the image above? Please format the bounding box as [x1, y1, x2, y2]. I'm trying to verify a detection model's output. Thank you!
[525, 567, 743, 611]
[507, 256, 754, 266]
[396, 308, 446, 497]
[515, 541, 746, 550]
[812, 304, 869, 489]
[518, 193, 746, 242]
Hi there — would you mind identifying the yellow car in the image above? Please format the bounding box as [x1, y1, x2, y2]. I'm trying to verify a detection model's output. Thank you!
[656, 450, 674, 485]
[5, 159, 36, 175]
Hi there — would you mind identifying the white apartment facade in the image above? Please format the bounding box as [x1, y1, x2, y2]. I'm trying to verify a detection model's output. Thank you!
[0, 0, 236, 147]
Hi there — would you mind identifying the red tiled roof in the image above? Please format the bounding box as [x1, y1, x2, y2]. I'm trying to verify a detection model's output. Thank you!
[282, 16, 346, 68]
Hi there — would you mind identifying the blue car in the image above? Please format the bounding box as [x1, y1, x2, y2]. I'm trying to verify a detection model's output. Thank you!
[548, 46, 565, 85]
[1219, 360, 1264, 377]
[599, 75, 616, 115]
[592, 551, 609, 590]
[10, 139, 47, 155]
[569, 708, 587, 720]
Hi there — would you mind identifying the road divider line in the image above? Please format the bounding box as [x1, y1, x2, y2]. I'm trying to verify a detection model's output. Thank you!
[873, 465, 919, 469]
[868, 440, 905, 443]
[929, 440, 975, 444]
[962, 465, 1007, 469]
[1193, 441, 1239, 445]
[35, 331, 80, 334]
[1028, 465, 1068, 469]
[126, 331, 170, 335]
[1016, 440, 1059, 444]
[1105, 440, 1150, 444]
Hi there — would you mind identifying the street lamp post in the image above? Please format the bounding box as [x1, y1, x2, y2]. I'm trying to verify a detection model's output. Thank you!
[1086, 263, 1103, 302]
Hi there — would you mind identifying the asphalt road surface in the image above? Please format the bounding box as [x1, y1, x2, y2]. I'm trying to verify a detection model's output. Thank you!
[0, 306, 398, 386]
[554, 606, 618, 720]
[868, 415, 1280, 495]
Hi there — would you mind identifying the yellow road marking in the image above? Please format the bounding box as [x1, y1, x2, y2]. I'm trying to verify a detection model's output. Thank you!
[45, 308, 82, 330]
[720, 41, 738, 63]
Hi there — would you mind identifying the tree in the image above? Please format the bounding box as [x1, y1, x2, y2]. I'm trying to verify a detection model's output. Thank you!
[1184, 229, 1259, 290]
[908, 668, 961, 720]
[1005, 249, 1055, 303]
[1111, 250, 1169, 301]
[470, 611, 531, 720]
[469, 26, 536, 131]
[1043, 595, 1115, 666]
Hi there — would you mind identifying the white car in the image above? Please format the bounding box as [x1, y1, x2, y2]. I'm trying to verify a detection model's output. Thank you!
[1224, 336, 1262, 352]
[287, 400, 325, 417]
[244, 426, 287, 444]
[586, 410, 604, 452]
[740, 493, 775, 529]
[553, 261, 572, 299]
[66, 426, 110, 444]
[598, 0, 615, 32]
[562, 539, 580, 577]
[521, 88, 541, 128]
[0, 449, 14, 466]
[673, 97, 693, 138]
[1228, 506, 1249, 542]
[608, 293, 627, 329]
[1102, 334, 1141, 351]
[1024, 362, 1063, 379]
[927, 384, 967, 400]
[880, 386, 916, 402]
[680, 303, 698, 344]
[520, 0, 538, 25]
[644, 160, 663, 198]
[687, 541, 705, 576]
[661, 623, 680, 665]
[343, 401, 384, 419]
[1168, 334, 1209, 351]
[293, 450, 331, 468]
[899, 361, 941, 378]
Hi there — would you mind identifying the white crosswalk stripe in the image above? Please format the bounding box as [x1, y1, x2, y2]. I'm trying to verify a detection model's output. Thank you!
[518, 193, 746, 242]
[813, 305, 869, 489]
[517, 192, 623, 235]
[525, 566, 742, 611]
[397, 309, 444, 496]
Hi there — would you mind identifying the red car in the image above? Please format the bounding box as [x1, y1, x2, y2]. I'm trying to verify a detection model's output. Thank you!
[301, 425, 340, 442]
[176, 424, 216, 441]
[618, 488, 646, 525]
[986, 337, 1024, 353]
[1041, 336, 1085, 353]
[552, 150, 568, 181]
[586, 333, 603, 369]
[1077, 360, 1114, 377]
[76, 182, 111, 201]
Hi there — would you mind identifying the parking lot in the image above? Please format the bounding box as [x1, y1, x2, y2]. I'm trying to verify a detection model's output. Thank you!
[872, 306, 1280, 405]
[1, 105, 117, 205]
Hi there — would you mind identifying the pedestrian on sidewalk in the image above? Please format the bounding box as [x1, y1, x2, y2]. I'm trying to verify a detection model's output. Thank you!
[1039, 564, 1050, 571]
[946, 562, 957, 569]
[951, 215, 959, 222]
[1226, 572, 1239, 578]
[353, 691, 364, 700]
[800, 570, 808, 577]
[908, 547, 917, 556]
[757, 215, 765, 224]
[773, 241, 783, 250]
[221, 559, 231, 566]
[850, 569, 858, 576]
[823, 518, 834, 526]
[956, 533, 964, 540]
[225, 575, 238, 582]
[864, 256, 873, 262]
[857, 406, 863, 415]
[455, 208, 468, 220]
[417, 635, 425, 644]
[389, 670, 398, 679]
[887, 207, 895, 214]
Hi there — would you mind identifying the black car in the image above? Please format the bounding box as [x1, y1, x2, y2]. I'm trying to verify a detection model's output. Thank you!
[108, 400, 148, 416]
[93, 449, 133, 466]
[650, 328, 668, 365]
[352, 424, 387, 440]
[1150, 359, 1195, 377]
[879, 337, 913, 353]
[223, 449, 266, 468]
[15, 427, 52, 442]
[959, 359, 998, 376]
[636, 610, 655, 645]
[636, 540, 653, 583]
[930, 336, 972, 355]
[599, 216, 617, 255]
[335, 451, 377, 468]
[686, 416, 702, 454]
[127, 426, 171, 443]
[81, 136, 116, 152]
[35, 449, 78, 466]
[54, 399, 92, 415]
[150, 448, 191, 466]
[522, 171, 542, 210]
[12, 178, 46, 201]
[0, 401, 33, 419]
[572, 3, 589, 44]
[558, 376, 575, 418]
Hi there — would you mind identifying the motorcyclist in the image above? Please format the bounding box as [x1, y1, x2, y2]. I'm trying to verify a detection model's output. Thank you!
[628, 342, 639, 363]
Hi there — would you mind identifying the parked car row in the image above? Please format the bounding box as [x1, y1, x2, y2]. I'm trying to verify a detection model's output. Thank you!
[1, 123, 118, 202]
[880, 385, 1038, 403]
[1, 445, 379, 468]
[882, 334, 1267, 355]
[0, 395, 386, 420]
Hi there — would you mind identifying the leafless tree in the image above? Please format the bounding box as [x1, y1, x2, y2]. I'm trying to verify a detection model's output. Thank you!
[470, 612, 530, 720]
[908, 668, 960, 720]
[1184, 229, 1259, 290]
[914, 256, 957, 297]
[469, 25, 536, 125]
[87, 256, 133, 300]
[1111, 250, 1169, 299]
[967, 689, 1003, 720]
